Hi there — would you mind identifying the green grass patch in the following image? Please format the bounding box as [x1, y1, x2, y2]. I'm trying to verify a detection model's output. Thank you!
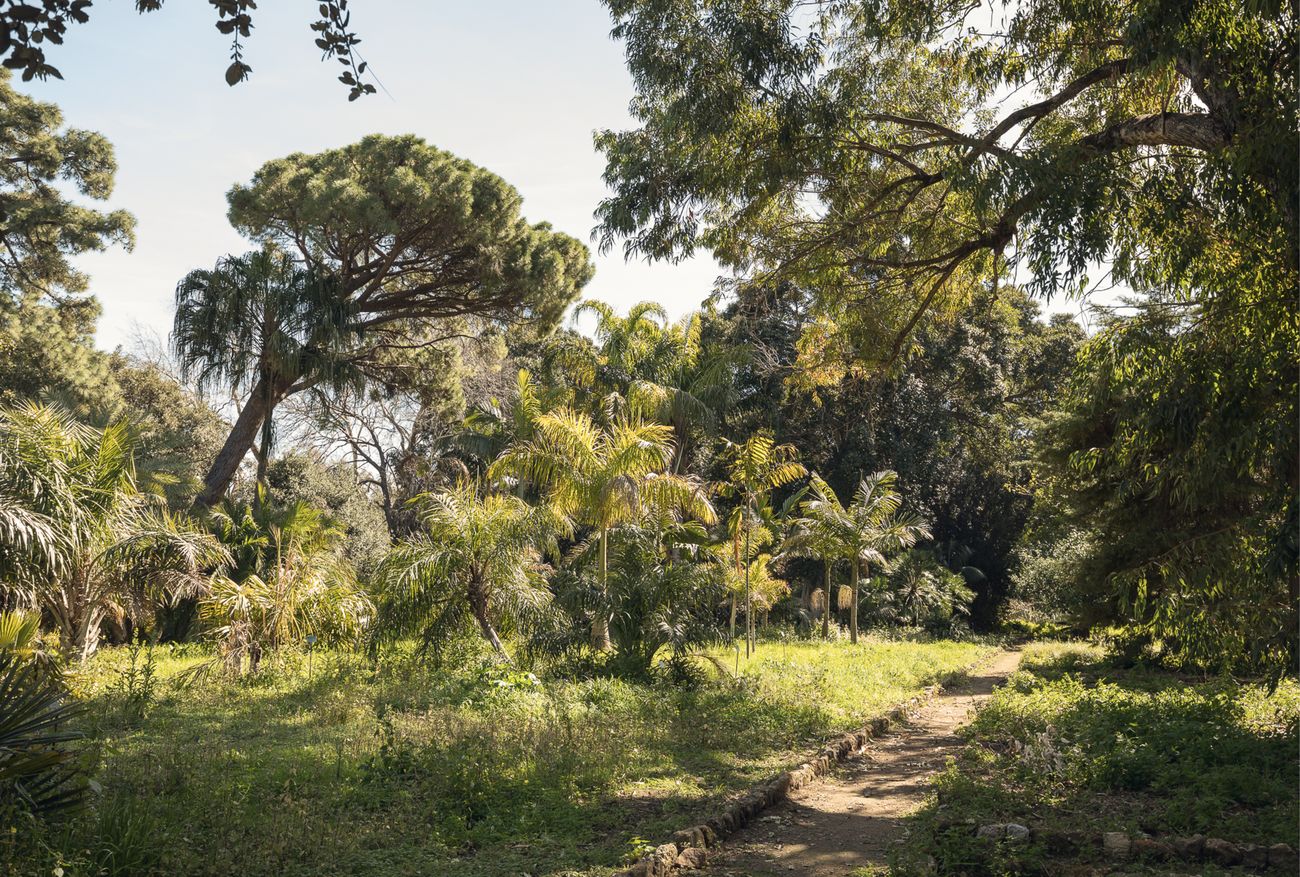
[15, 637, 989, 877]
[891, 642, 1300, 876]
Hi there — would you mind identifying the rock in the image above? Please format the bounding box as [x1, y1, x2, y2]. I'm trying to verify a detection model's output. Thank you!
[1130, 837, 1173, 860]
[1203, 837, 1241, 867]
[1239, 844, 1268, 870]
[1268, 843, 1297, 870]
[977, 824, 1007, 840]
[1004, 823, 1031, 842]
[675, 847, 708, 869]
[1103, 832, 1132, 860]
[1169, 834, 1204, 861]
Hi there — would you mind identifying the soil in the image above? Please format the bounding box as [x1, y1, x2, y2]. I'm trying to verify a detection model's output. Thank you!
[705, 649, 1023, 877]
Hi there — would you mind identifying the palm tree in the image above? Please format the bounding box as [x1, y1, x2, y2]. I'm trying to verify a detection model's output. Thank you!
[490, 408, 715, 650]
[173, 248, 361, 507]
[575, 300, 742, 472]
[0, 405, 228, 659]
[203, 496, 371, 674]
[626, 311, 743, 474]
[781, 478, 845, 639]
[786, 471, 930, 644]
[373, 484, 561, 662]
[722, 434, 806, 656]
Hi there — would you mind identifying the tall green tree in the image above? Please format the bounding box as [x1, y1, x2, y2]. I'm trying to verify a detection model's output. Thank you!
[0, 69, 133, 303]
[490, 409, 715, 650]
[180, 135, 594, 507]
[598, 0, 1294, 367]
[174, 248, 362, 505]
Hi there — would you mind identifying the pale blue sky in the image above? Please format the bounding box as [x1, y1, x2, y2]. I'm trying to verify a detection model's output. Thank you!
[20, 1, 729, 350]
[21, 1, 1094, 351]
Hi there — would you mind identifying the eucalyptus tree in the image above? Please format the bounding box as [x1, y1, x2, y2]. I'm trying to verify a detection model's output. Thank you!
[787, 471, 930, 644]
[178, 135, 593, 507]
[0, 405, 227, 658]
[490, 409, 716, 650]
[598, 0, 1296, 659]
[722, 433, 805, 655]
[597, 0, 1294, 369]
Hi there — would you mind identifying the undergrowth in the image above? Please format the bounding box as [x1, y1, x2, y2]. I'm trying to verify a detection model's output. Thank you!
[892, 642, 1299, 876]
[9, 636, 989, 877]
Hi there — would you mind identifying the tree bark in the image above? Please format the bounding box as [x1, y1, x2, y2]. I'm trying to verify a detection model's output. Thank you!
[822, 557, 831, 639]
[468, 575, 510, 662]
[592, 527, 613, 651]
[194, 374, 285, 509]
[850, 560, 860, 644]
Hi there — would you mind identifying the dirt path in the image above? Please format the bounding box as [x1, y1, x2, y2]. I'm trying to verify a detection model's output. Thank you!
[707, 650, 1023, 877]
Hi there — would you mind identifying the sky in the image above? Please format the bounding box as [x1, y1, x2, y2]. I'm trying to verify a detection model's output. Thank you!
[20, 0, 730, 351]
[20, 1, 1094, 352]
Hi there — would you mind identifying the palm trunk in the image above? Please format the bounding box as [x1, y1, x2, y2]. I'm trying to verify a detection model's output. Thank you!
[592, 527, 613, 651]
[729, 593, 737, 640]
[194, 373, 286, 509]
[822, 557, 831, 639]
[468, 575, 510, 662]
[744, 522, 752, 657]
[850, 559, 860, 645]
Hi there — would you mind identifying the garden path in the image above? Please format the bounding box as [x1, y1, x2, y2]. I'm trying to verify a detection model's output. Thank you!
[705, 649, 1023, 877]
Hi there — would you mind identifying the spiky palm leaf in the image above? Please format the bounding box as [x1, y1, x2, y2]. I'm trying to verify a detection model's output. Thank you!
[0, 653, 86, 815]
[490, 408, 716, 649]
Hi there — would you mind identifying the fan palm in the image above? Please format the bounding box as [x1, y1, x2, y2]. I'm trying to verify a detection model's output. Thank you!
[0, 405, 228, 659]
[785, 471, 930, 644]
[722, 433, 806, 655]
[490, 408, 715, 650]
[0, 652, 86, 815]
[373, 483, 561, 662]
[173, 248, 361, 507]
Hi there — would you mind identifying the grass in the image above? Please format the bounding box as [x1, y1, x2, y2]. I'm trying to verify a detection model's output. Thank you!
[890, 642, 1300, 876]
[12, 635, 990, 877]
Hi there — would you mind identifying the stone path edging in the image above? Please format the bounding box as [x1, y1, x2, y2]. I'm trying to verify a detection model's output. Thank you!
[613, 650, 1005, 877]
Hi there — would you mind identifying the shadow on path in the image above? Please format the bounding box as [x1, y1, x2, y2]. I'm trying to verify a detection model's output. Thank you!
[708, 650, 1023, 877]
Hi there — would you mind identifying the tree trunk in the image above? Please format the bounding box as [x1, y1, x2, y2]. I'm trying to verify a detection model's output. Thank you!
[592, 528, 613, 651]
[194, 373, 285, 509]
[744, 522, 753, 657]
[850, 560, 860, 645]
[729, 593, 737, 640]
[822, 557, 831, 639]
[468, 576, 510, 662]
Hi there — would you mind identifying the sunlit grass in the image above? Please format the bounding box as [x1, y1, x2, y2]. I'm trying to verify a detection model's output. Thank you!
[29, 637, 991, 877]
